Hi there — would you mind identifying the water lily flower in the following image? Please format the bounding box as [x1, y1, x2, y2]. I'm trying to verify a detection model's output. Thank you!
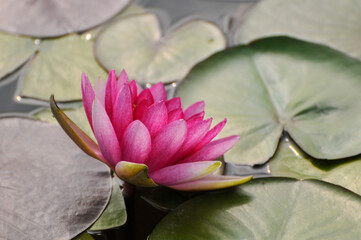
[50, 70, 252, 191]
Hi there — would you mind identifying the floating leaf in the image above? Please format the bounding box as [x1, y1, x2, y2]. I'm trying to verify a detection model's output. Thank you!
[0, 0, 131, 37]
[0, 32, 36, 79]
[150, 178, 361, 240]
[270, 138, 361, 195]
[177, 37, 361, 165]
[19, 34, 106, 101]
[90, 178, 127, 231]
[0, 118, 112, 239]
[72, 232, 95, 240]
[233, 0, 361, 60]
[95, 12, 226, 84]
[34, 106, 94, 140]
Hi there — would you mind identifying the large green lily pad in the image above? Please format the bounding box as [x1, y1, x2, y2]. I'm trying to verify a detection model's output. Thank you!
[19, 34, 106, 102]
[0, 32, 37, 80]
[95, 12, 226, 84]
[177, 37, 361, 165]
[0, 117, 112, 239]
[150, 178, 361, 240]
[0, 0, 131, 37]
[233, 0, 361, 60]
[270, 137, 361, 195]
[90, 178, 127, 230]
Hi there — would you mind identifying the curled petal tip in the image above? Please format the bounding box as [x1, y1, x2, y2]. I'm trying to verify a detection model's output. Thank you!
[115, 161, 157, 187]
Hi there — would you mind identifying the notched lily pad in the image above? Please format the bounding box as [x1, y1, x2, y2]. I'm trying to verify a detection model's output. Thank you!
[233, 0, 361, 61]
[19, 34, 106, 102]
[150, 178, 361, 240]
[0, 0, 131, 37]
[0, 117, 112, 240]
[177, 37, 361, 165]
[95, 12, 226, 84]
[270, 138, 361, 195]
[90, 177, 127, 231]
[0, 32, 37, 80]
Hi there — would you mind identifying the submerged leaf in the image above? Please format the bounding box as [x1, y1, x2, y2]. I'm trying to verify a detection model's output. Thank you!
[0, 117, 112, 239]
[150, 178, 361, 240]
[177, 37, 361, 164]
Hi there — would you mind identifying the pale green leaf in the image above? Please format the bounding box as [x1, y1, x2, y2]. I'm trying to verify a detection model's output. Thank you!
[95, 12, 226, 84]
[150, 178, 361, 240]
[177, 37, 361, 164]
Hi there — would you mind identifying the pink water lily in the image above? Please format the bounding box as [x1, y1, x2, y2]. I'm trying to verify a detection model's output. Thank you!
[50, 70, 251, 191]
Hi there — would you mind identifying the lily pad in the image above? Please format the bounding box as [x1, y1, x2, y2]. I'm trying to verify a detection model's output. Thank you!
[233, 0, 361, 60]
[0, 0, 131, 37]
[0, 117, 112, 239]
[0, 32, 37, 79]
[73, 232, 95, 240]
[270, 137, 361, 195]
[150, 178, 361, 240]
[95, 12, 226, 84]
[90, 177, 127, 231]
[19, 34, 106, 102]
[34, 106, 94, 140]
[177, 37, 361, 165]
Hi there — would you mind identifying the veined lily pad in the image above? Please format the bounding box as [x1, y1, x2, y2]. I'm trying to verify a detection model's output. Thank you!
[34, 106, 94, 140]
[177, 37, 361, 165]
[0, 0, 131, 37]
[150, 178, 361, 240]
[0, 32, 37, 79]
[270, 138, 361, 195]
[19, 34, 106, 102]
[0, 118, 112, 239]
[95, 12, 226, 84]
[90, 177, 127, 230]
[233, 0, 361, 60]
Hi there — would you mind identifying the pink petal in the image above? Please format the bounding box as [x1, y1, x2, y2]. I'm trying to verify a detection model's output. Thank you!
[129, 80, 138, 104]
[134, 99, 153, 120]
[105, 70, 118, 118]
[112, 84, 133, 144]
[166, 97, 182, 112]
[168, 108, 184, 123]
[168, 175, 252, 191]
[181, 135, 240, 163]
[184, 101, 205, 120]
[186, 114, 204, 128]
[136, 88, 154, 105]
[81, 72, 95, 130]
[122, 121, 151, 164]
[194, 118, 227, 152]
[50, 95, 107, 167]
[146, 119, 187, 171]
[117, 69, 129, 89]
[170, 118, 212, 164]
[149, 161, 221, 185]
[94, 76, 106, 106]
[149, 82, 167, 103]
[140, 102, 168, 136]
[92, 98, 121, 168]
